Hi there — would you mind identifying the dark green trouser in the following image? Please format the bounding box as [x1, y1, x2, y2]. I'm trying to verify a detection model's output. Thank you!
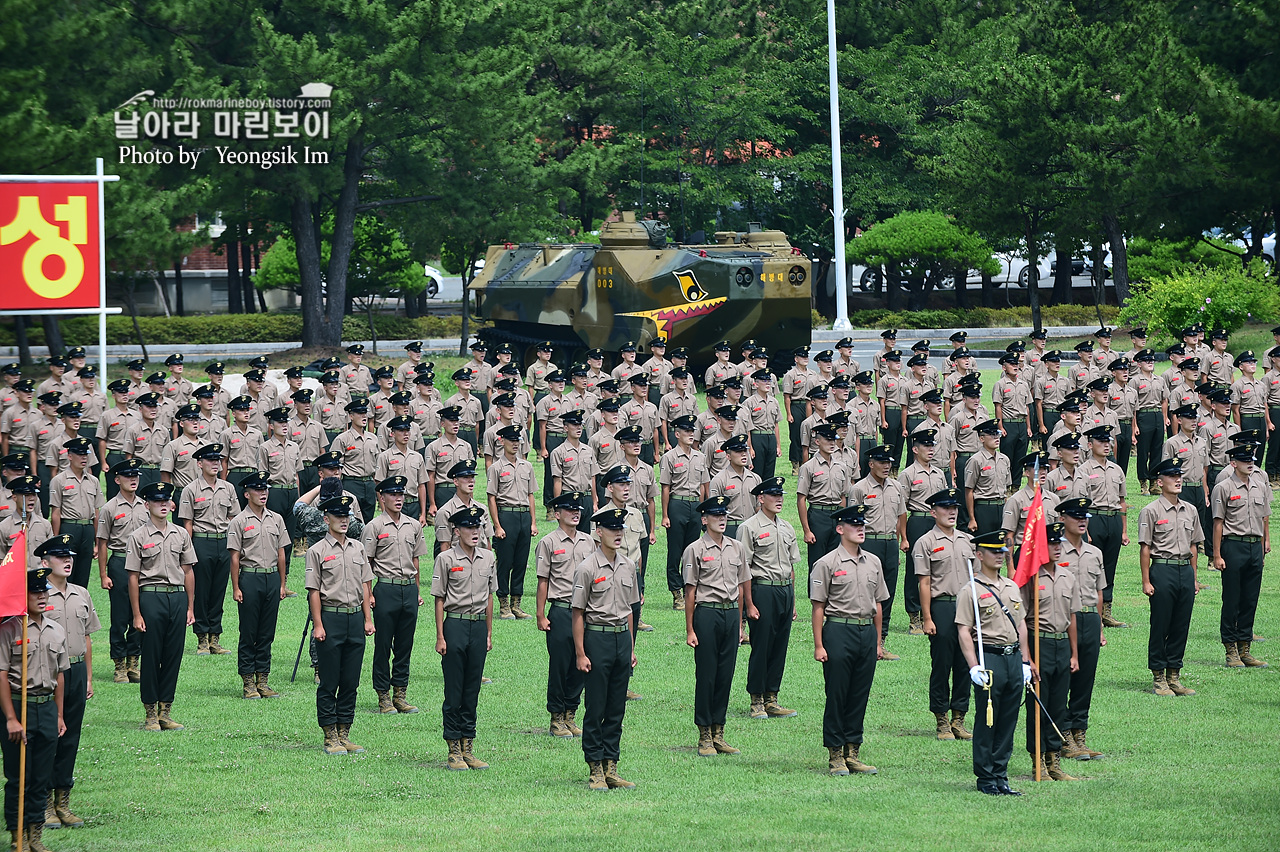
[881, 408, 904, 470]
[1026, 636, 1069, 754]
[80, 425, 100, 477]
[746, 582, 793, 695]
[227, 468, 256, 508]
[372, 581, 419, 691]
[1135, 410, 1162, 481]
[138, 588, 185, 704]
[1148, 559, 1194, 670]
[582, 627, 631, 762]
[954, 452, 973, 528]
[2, 700, 55, 829]
[495, 507, 532, 597]
[906, 415, 925, 436]
[1240, 414, 1265, 437]
[342, 477, 376, 525]
[665, 497, 700, 592]
[1066, 611, 1101, 730]
[750, 432, 777, 480]
[1000, 420, 1029, 476]
[441, 615, 487, 740]
[136, 463, 161, 495]
[459, 427, 478, 457]
[192, 534, 231, 636]
[1114, 419, 1133, 474]
[316, 610, 364, 728]
[36, 461, 51, 519]
[1267, 407, 1280, 476]
[972, 500, 1004, 540]
[237, 571, 281, 675]
[1040, 409, 1061, 442]
[52, 661, 86, 788]
[404, 499, 421, 522]
[61, 521, 95, 588]
[1089, 511, 1122, 602]
[432, 483, 456, 514]
[299, 465, 320, 496]
[972, 651, 1021, 788]
[861, 536, 899, 636]
[857, 435, 879, 478]
[104, 451, 127, 499]
[693, 605, 739, 726]
[266, 486, 298, 565]
[1183, 483, 1209, 558]
[927, 599, 969, 714]
[725, 521, 740, 541]
[805, 505, 840, 573]
[821, 620, 877, 748]
[1219, 537, 1264, 644]
[545, 603, 585, 713]
[788, 401, 808, 465]
[324, 429, 340, 447]
[542, 432, 565, 506]
[904, 515, 933, 614]
[106, 554, 142, 659]
[640, 441, 655, 466]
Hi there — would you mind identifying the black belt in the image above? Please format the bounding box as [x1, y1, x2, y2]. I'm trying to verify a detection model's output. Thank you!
[321, 605, 360, 614]
[1224, 534, 1263, 543]
[446, 611, 484, 621]
[983, 643, 1019, 656]
[696, 601, 737, 610]
[585, 624, 628, 632]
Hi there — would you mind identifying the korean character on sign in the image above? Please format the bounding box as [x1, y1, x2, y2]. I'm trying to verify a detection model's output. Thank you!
[303, 111, 330, 139]
[243, 111, 270, 139]
[114, 111, 140, 140]
[273, 111, 300, 138]
[213, 111, 240, 139]
[142, 110, 171, 139]
[171, 111, 201, 139]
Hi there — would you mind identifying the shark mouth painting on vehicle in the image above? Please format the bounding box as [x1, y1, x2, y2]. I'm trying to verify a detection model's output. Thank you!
[619, 297, 728, 339]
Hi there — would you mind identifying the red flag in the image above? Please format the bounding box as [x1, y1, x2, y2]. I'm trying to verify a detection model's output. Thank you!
[1013, 487, 1047, 587]
[0, 532, 26, 617]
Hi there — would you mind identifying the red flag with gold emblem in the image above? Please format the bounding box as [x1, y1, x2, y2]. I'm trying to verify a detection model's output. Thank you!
[0, 532, 27, 617]
[1013, 487, 1047, 587]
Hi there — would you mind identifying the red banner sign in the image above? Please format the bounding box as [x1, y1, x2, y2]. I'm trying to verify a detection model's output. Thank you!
[0, 182, 101, 310]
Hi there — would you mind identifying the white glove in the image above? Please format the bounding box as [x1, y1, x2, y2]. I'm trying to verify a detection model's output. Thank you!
[1022, 663, 1033, 686]
[969, 665, 990, 687]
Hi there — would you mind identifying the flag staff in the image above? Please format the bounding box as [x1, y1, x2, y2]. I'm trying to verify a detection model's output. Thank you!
[14, 524, 29, 839]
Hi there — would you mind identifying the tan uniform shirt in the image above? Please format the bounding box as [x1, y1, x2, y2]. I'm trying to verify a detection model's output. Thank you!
[625, 459, 658, 514]
[797, 454, 849, 506]
[444, 393, 483, 430]
[47, 582, 100, 659]
[305, 533, 371, 608]
[878, 374, 907, 409]
[1001, 486, 1059, 546]
[709, 466, 762, 523]
[46, 433, 101, 474]
[535, 527, 597, 601]
[487, 456, 536, 507]
[1078, 457, 1126, 509]
[316, 390, 351, 432]
[736, 512, 799, 583]
[1232, 375, 1268, 414]
[395, 359, 423, 389]
[0, 405, 35, 448]
[898, 462, 948, 513]
[1163, 433, 1209, 483]
[851, 396, 879, 438]
[375, 446, 427, 497]
[847, 475, 906, 535]
[913, 417, 955, 462]
[588, 427, 624, 474]
[124, 419, 169, 464]
[160, 435, 203, 488]
[1211, 470, 1271, 537]
[261, 437, 302, 487]
[993, 376, 1032, 420]
[535, 392, 571, 435]
[571, 549, 639, 626]
[220, 424, 263, 470]
[911, 527, 975, 598]
[550, 440, 597, 491]
[343, 364, 373, 399]
[362, 513, 428, 581]
[1059, 538, 1105, 608]
[0, 616, 66, 693]
[331, 428, 380, 478]
[809, 546, 888, 620]
[95, 407, 135, 453]
[1198, 417, 1237, 468]
[956, 573, 1023, 645]
[659, 446, 709, 498]
[781, 367, 813, 403]
[903, 377, 934, 417]
[1264, 368, 1280, 407]
[965, 448, 1013, 499]
[367, 389, 396, 429]
[434, 496, 493, 550]
[1081, 404, 1120, 435]
[177, 476, 238, 535]
[1204, 350, 1234, 385]
[0, 512, 52, 562]
[703, 362, 733, 389]
[620, 398, 659, 443]
[412, 396, 443, 438]
[1021, 566, 1080, 633]
[97, 493, 149, 553]
[526, 361, 558, 394]
[71, 388, 107, 425]
[1035, 374, 1069, 411]
[1137, 496, 1204, 559]
[226, 506, 288, 572]
[424, 435, 475, 483]
[125, 518, 197, 585]
[1133, 372, 1162, 409]
[682, 534, 750, 604]
[948, 404, 990, 454]
[611, 359, 639, 383]
[431, 545, 497, 614]
[1108, 382, 1138, 420]
[483, 422, 529, 461]
[659, 390, 699, 428]
[743, 394, 780, 433]
[49, 468, 102, 522]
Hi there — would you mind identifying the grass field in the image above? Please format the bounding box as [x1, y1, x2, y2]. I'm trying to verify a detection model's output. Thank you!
[34, 366, 1280, 852]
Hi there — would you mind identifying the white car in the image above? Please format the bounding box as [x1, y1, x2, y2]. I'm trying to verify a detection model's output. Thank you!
[423, 264, 443, 298]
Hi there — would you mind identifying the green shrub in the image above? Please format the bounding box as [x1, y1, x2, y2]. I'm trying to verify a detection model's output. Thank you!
[1128, 236, 1241, 283]
[1118, 264, 1279, 345]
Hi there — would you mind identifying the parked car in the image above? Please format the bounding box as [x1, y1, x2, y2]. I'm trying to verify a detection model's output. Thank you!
[423, 263, 443, 298]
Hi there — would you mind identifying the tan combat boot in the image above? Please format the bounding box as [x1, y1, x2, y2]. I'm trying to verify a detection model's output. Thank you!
[157, 703, 183, 731]
[949, 711, 973, 740]
[587, 760, 608, 790]
[749, 694, 768, 720]
[550, 712, 571, 738]
[312, 665, 321, 685]
[142, 703, 161, 732]
[498, 595, 514, 619]
[43, 791, 60, 829]
[843, 743, 878, 774]
[1060, 729, 1088, 760]
[1046, 750, 1079, 781]
[54, 789, 84, 828]
[636, 618, 654, 632]
[242, 673, 261, 700]
[393, 686, 419, 713]
[1166, 669, 1195, 696]
[337, 723, 365, 754]
[674, 590, 685, 611]
[112, 658, 128, 684]
[322, 725, 346, 756]
[196, 633, 210, 655]
[696, 725, 716, 756]
[935, 712, 956, 740]
[445, 739, 468, 770]
[127, 656, 141, 683]
[1238, 641, 1268, 667]
[827, 746, 850, 776]
[1100, 602, 1127, 628]
[1075, 729, 1103, 759]
[461, 738, 488, 769]
[711, 724, 740, 754]
[26, 824, 47, 852]
[255, 673, 279, 698]
[764, 692, 797, 718]
[626, 688, 642, 701]
[1152, 669, 1174, 696]
[9, 828, 21, 852]
[879, 641, 901, 661]
[563, 709, 582, 737]
[908, 612, 925, 635]
[208, 634, 232, 654]
[510, 596, 531, 619]
[376, 690, 396, 713]
[604, 759, 636, 789]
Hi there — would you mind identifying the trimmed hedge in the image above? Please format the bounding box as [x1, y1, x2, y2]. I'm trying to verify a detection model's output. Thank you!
[0, 314, 467, 347]
[814, 305, 1119, 330]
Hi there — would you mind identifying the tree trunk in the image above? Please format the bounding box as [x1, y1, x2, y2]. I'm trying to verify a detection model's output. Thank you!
[981, 269, 994, 308]
[1090, 241, 1107, 326]
[41, 316, 65, 356]
[406, 284, 420, 318]
[293, 194, 327, 349]
[226, 233, 243, 314]
[241, 239, 256, 313]
[1101, 214, 1130, 305]
[173, 261, 185, 316]
[152, 270, 172, 318]
[323, 136, 364, 347]
[14, 317, 30, 365]
[1025, 221, 1042, 332]
[1052, 240, 1073, 305]
[885, 263, 898, 312]
[365, 301, 378, 356]
[953, 267, 967, 309]
[123, 277, 149, 361]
